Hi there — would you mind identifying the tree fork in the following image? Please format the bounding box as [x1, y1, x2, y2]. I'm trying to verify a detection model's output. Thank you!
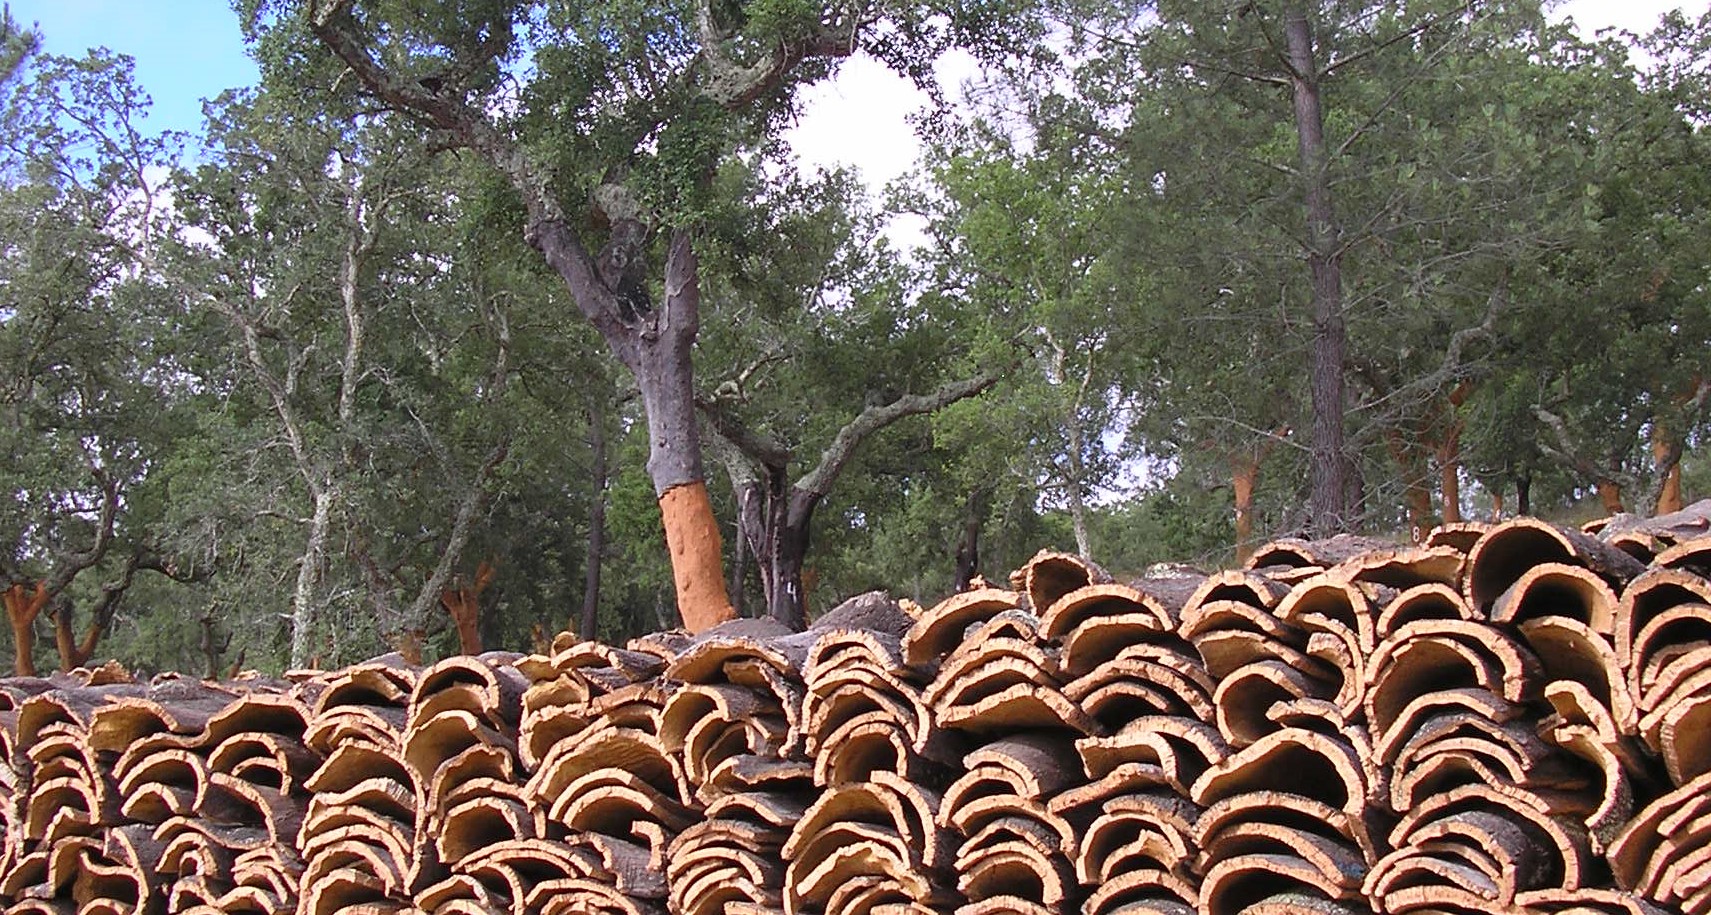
[2, 582, 47, 677]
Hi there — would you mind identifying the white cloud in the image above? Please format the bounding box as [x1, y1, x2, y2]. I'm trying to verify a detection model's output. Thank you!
[783, 50, 979, 188]
[1553, 0, 1705, 36]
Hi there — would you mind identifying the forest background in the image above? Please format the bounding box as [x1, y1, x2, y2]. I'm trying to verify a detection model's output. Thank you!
[0, 0, 1708, 676]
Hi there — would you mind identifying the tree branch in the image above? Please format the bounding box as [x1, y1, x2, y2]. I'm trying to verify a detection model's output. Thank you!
[44, 469, 121, 599]
[795, 370, 1005, 506]
[1533, 406, 1640, 490]
[695, 395, 794, 469]
[307, 1, 628, 342]
[1321, 3, 1474, 79]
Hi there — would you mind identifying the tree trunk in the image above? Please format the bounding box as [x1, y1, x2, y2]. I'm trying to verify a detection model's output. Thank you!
[452, 609, 481, 655]
[580, 411, 608, 640]
[1437, 383, 1471, 525]
[706, 372, 1003, 629]
[1385, 429, 1435, 543]
[52, 605, 102, 671]
[1045, 329, 1096, 558]
[954, 487, 990, 591]
[1437, 452, 1462, 525]
[394, 629, 425, 665]
[1067, 482, 1092, 560]
[659, 481, 735, 633]
[440, 561, 493, 656]
[1232, 455, 1261, 564]
[732, 478, 765, 617]
[1652, 421, 1685, 515]
[291, 487, 334, 670]
[1596, 479, 1625, 515]
[628, 235, 735, 634]
[2, 581, 47, 677]
[1517, 473, 1532, 517]
[764, 489, 819, 631]
[198, 606, 229, 680]
[1284, 5, 1349, 536]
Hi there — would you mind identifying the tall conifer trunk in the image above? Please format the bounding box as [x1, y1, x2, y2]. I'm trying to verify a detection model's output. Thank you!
[1284, 4, 1350, 535]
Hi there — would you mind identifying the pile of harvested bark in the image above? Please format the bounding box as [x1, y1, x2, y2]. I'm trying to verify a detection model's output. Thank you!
[2, 506, 1711, 915]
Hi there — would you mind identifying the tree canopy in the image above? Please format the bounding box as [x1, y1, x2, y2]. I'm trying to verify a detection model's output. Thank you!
[0, 0, 1706, 674]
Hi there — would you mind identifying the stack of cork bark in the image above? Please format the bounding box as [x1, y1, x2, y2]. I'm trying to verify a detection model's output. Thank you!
[2, 504, 1711, 915]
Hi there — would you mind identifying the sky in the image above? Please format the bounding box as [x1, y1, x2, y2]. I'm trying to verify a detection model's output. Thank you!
[9, 0, 1707, 187]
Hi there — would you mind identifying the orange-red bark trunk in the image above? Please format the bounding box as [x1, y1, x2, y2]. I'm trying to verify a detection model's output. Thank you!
[1386, 430, 1434, 543]
[3, 582, 48, 677]
[1652, 424, 1684, 515]
[1596, 480, 1625, 514]
[439, 560, 495, 656]
[52, 610, 102, 672]
[660, 481, 736, 634]
[1233, 458, 1260, 564]
[1437, 382, 1471, 526]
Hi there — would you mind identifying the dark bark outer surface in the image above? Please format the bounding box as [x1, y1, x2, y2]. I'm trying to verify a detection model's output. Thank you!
[1285, 5, 1350, 535]
[580, 408, 608, 640]
[765, 489, 820, 631]
[954, 488, 989, 591]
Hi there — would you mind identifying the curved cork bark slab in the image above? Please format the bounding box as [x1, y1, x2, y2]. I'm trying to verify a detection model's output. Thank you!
[1067, 645, 1217, 727]
[665, 626, 805, 687]
[1597, 499, 1711, 546]
[1330, 545, 1466, 592]
[1491, 563, 1620, 635]
[1614, 566, 1711, 669]
[1275, 574, 1382, 657]
[1083, 865, 1199, 915]
[524, 876, 664, 915]
[1376, 582, 1478, 640]
[901, 587, 1023, 671]
[802, 662, 929, 755]
[1386, 711, 1591, 816]
[1040, 583, 1175, 643]
[1077, 716, 1227, 790]
[929, 661, 1096, 737]
[1517, 616, 1634, 735]
[85, 681, 243, 752]
[313, 658, 418, 713]
[804, 629, 913, 685]
[953, 824, 1076, 906]
[413, 655, 527, 715]
[1212, 660, 1335, 748]
[402, 709, 516, 791]
[1071, 788, 1198, 883]
[1199, 826, 1367, 915]
[1654, 534, 1711, 578]
[1388, 784, 1590, 892]
[1183, 571, 1293, 616]
[1366, 619, 1541, 742]
[1191, 727, 1372, 842]
[1248, 535, 1398, 572]
[1465, 518, 1645, 615]
[1426, 522, 1492, 554]
[542, 639, 670, 681]
[1518, 888, 1672, 915]
[525, 725, 688, 810]
[1013, 549, 1112, 615]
